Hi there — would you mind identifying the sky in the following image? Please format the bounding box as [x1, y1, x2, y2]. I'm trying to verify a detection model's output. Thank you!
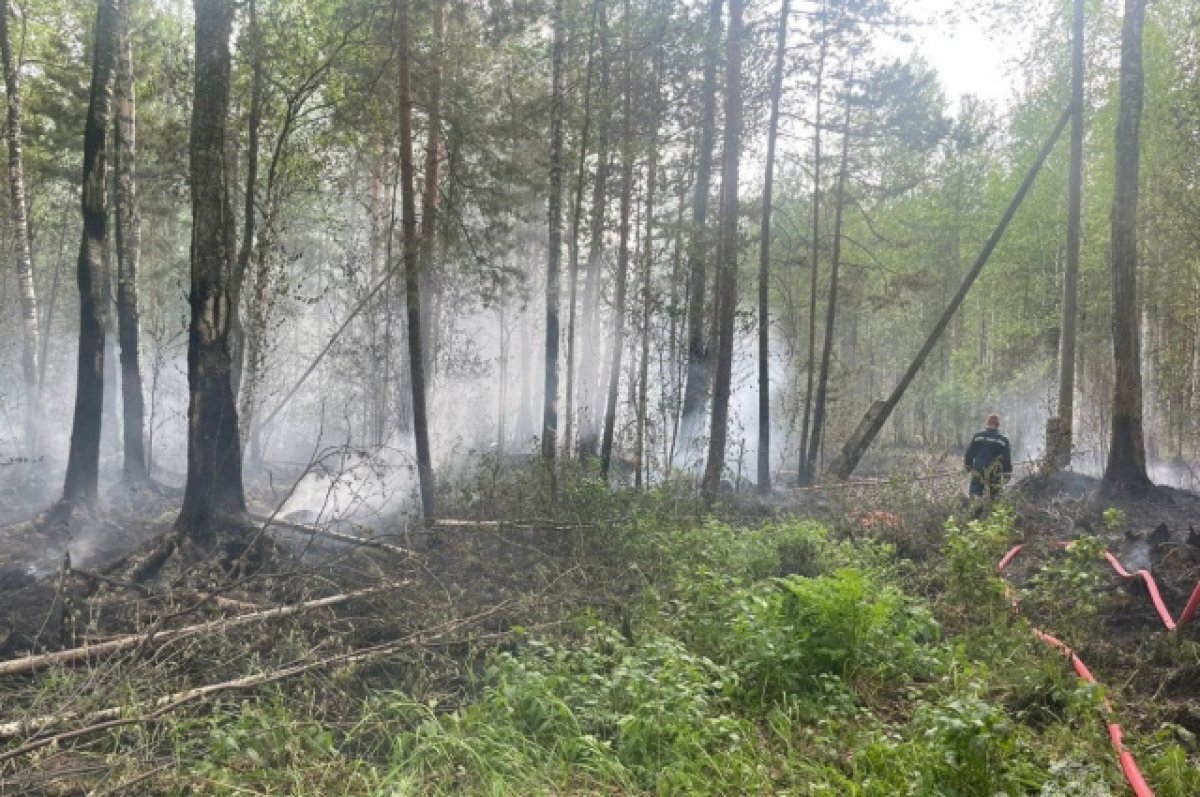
[898, 0, 1029, 111]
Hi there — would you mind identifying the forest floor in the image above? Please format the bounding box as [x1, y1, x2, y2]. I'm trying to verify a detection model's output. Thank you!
[0, 458, 1197, 795]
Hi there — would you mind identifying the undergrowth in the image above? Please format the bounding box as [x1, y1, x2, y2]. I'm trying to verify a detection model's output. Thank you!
[28, 475, 1199, 796]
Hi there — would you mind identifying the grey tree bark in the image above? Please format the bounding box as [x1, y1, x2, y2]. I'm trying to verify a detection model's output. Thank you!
[542, 0, 565, 489]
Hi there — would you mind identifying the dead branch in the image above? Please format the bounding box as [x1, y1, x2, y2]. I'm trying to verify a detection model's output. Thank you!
[252, 513, 419, 558]
[0, 600, 519, 754]
[0, 584, 400, 678]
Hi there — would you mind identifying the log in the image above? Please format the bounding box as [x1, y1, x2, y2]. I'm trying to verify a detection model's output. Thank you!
[252, 513, 418, 558]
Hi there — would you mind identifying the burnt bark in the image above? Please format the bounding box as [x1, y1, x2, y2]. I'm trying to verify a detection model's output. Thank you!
[62, 0, 119, 507]
[176, 0, 247, 538]
[1102, 0, 1151, 493]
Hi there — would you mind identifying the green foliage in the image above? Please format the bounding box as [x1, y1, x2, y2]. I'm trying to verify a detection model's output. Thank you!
[944, 505, 1015, 617]
[1022, 535, 1110, 642]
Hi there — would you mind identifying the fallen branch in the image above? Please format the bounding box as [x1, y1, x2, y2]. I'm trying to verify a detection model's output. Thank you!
[252, 513, 418, 558]
[0, 584, 400, 678]
[0, 601, 517, 752]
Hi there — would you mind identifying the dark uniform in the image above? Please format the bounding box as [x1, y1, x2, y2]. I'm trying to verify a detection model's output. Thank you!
[964, 427, 1012, 497]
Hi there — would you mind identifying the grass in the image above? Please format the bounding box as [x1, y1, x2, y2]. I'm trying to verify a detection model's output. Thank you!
[7, 474, 1200, 796]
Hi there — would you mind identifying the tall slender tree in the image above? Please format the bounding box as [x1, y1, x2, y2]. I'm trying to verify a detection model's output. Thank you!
[398, 0, 436, 517]
[176, 0, 247, 537]
[0, 0, 39, 449]
[1051, 0, 1085, 469]
[676, 0, 723, 467]
[419, 0, 445, 380]
[757, 0, 790, 494]
[702, 0, 742, 498]
[806, 61, 853, 478]
[599, 0, 636, 478]
[62, 0, 119, 508]
[1102, 0, 1151, 493]
[114, 0, 147, 480]
[542, 0, 565, 485]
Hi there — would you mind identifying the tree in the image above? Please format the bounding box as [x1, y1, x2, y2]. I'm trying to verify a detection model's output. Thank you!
[176, 0, 247, 538]
[676, 0, 723, 468]
[114, 0, 147, 480]
[398, 0, 436, 518]
[542, 0, 565, 484]
[599, 0, 636, 479]
[757, 0, 790, 494]
[701, 0, 742, 498]
[0, 0, 40, 449]
[805, 60, 854, 480]
[61, 0, 119, 508]
[1102, 0, 1151, 493]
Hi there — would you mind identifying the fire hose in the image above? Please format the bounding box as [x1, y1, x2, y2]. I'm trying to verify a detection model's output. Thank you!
[995, 540, 1200, 797]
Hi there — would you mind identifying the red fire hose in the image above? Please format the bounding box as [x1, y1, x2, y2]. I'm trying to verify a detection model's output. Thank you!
[996, 543, 1182, 797]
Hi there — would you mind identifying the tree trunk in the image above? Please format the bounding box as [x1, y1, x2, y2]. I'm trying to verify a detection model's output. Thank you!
[676, 0, 722, 467]
[542, 0, 565, 488]
[62, 0, 119, 507]
[0, 0, 40, 449]
[806, 64, 852, 479]
[231, 0, 263, 406]
[635, 41, 662, 490]
[599, 0, 635, 479]
[798, 4, 827, 486]
[701, 0, 741, 498]
[419, 0, 445, 384]
[114, 0, 146, 480]
[1052, 0, 1085, 470]
[577, 0, 609, 461]
[1102, 0, 1151, 493]
[564, 0, 600, 460]
[398, 0, 436, 518]
[176, 0, 247, 538]
[757, 0, 789, 494]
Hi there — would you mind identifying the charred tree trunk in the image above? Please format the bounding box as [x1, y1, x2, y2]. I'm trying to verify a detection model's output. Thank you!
[542, 0, 565, 487]
[114, 0, 146, 480]
[806, 66, 852, 479]
[701, 0, 741, 498]
[0, 0, 40, 448]
[757, 0, 789, 494]
[599, 0, 635, 479]
[676, 0, 722, 467]
[398, 0, 436, 518]
[176, 0, 247, 538]
[62, 0, 118, 508]
[1102, 0, 1151, 493]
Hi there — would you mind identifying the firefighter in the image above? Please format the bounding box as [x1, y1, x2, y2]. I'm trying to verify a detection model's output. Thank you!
[964, 414, 1012, 498]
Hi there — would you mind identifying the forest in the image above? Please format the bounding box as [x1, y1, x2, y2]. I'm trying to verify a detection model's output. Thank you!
[0, 0, 1198, 794]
